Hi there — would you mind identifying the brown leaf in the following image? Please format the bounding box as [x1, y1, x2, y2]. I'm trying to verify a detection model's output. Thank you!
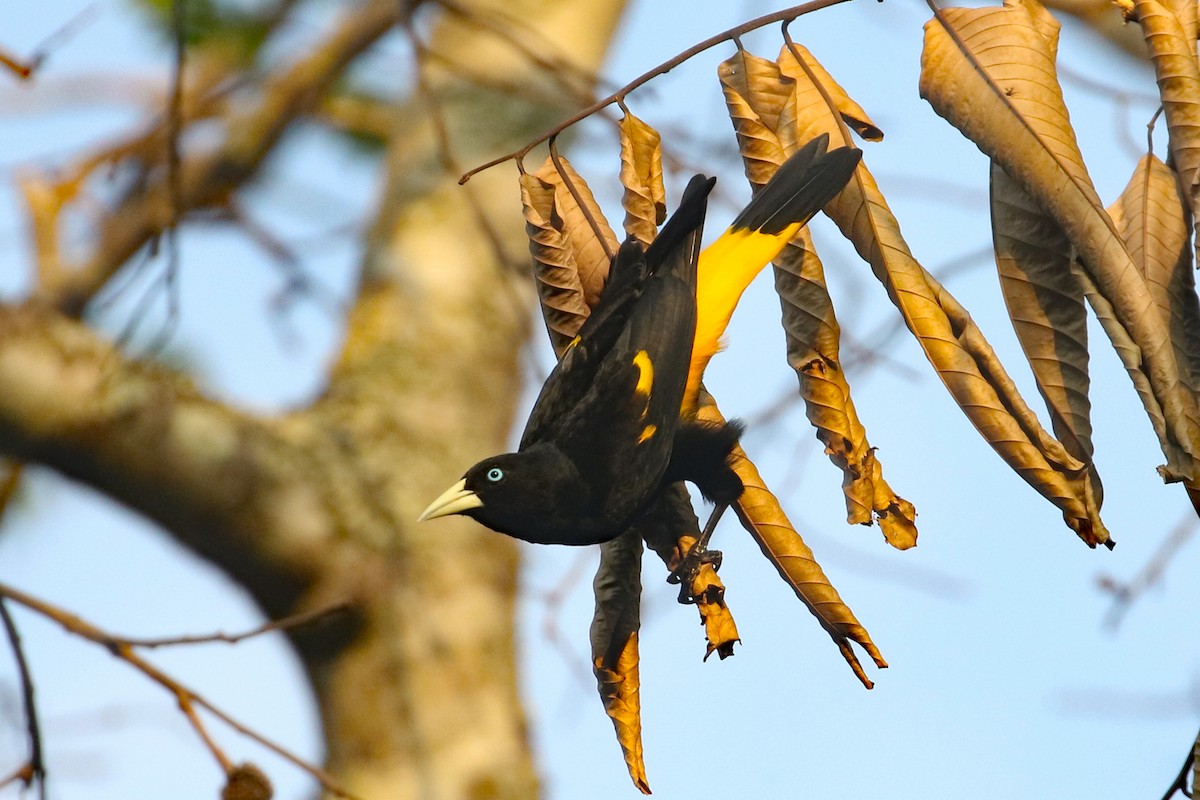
[776, 43, 883, 142]
[782, 36, 1109, 546]
[691, 561, 741, 661]
[590, 529, 650, 794]
[721, 50, 915, 546]
[921, 0, 1200, 487]
[1105, 154, 1200, 479]
[991, 163, 1096, 465]
[774, 232, 917, 548]
[618, 112, 666, 249]
[533, 155, 619, 309]
[698, 396, 887, 688]
[638, 485, 741, 659]
[1132, 0, 1200, 204]
[718, 51, 793, 186]
[520, 172, 590, 356]
[1115, 155, 1200, 394]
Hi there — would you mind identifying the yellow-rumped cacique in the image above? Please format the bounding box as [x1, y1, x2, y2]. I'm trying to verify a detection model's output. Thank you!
[419, 134, 862, 553]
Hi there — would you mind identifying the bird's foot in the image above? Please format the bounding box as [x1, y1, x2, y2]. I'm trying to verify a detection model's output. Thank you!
[667, 545, 723, 603]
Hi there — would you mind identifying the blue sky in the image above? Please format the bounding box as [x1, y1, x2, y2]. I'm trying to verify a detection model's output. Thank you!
[1, 1, 1197, 798]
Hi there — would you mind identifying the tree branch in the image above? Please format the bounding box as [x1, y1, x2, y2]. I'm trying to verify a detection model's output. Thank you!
[32, 0, 413, 316]
[0, 304, 369, 616]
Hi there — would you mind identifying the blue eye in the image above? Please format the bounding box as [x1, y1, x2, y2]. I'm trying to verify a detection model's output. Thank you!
[487, 468, 504, 482]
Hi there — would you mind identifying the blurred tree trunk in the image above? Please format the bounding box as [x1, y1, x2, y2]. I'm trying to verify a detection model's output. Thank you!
[0, 0, 628, 797]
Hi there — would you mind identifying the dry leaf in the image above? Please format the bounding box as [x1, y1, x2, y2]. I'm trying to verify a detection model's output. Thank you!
[638, 486, 741, 658]
[776, 42, 883, 142]
[1132, 0, 1200, 205]
[591, 529, 650, 794]
[778, 35, 1110, 545]
[618, 112, 667, 249]
[991, 163, 1095, 465]
[698, 395, 887, 688]
[520, 171, 590, 356]
[774, 232, 918, 548]
[1105, 154, 1200, 480]
[533, 155, 619, 309]
[718, 51, 795, 186]
[721, 50, 915, 547]
[921, 0, 1200, 487]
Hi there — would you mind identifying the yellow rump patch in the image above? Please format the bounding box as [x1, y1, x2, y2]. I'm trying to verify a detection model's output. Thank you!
[637, 424, 657, 444]
[632, 350, 654, 397]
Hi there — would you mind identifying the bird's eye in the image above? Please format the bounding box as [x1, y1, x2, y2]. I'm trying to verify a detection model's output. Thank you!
[486, 468, 504, 482]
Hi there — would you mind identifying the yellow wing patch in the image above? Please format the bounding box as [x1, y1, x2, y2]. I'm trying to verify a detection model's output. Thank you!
[637, 424, 657, 444]
[632, 350, 654, 397]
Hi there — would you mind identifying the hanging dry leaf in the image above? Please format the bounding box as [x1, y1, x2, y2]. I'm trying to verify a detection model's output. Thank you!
[698, 395, 887, 688]
[591, 529, 650, 795]
[1162, 0, 1199, 58]
[774, 231, 918, 548]
[533, 154, 619, 309]
[921, 0, 1200, 488]
[777, 39, 1109, 545]
[1131, 0, 1200, 206]
[618, 112, 667, 249]
[719, 51, 796, 186]
[720, 50, 915, 547]
[638, 485, 742, 659]
[520, 171, 590, 356]
[776, 42, 883, 142]
[991, 163, 1095, 465]
[1111, 154, 1198, 390]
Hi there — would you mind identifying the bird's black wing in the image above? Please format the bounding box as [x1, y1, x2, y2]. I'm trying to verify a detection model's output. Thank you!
[519, 238, 648, 449]
[546, 176, 713, 515]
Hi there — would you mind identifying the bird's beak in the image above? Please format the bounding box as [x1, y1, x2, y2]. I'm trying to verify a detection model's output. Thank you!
[418, 479, 483, 522]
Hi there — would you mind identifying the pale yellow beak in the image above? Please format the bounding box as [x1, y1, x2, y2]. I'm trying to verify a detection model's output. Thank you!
[418, 479, 483, 522]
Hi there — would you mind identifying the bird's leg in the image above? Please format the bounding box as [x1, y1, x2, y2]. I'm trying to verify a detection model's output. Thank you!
[667, 502, 727, 604]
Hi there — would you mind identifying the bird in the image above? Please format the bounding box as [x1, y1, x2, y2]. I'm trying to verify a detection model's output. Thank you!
[419, 134, 862, 567]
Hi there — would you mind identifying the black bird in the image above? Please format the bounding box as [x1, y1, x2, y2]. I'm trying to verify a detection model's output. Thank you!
[419, 135, 862, 554]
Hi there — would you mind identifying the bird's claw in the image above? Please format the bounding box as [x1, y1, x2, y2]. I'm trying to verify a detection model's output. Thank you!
[667, 547, 723, 604]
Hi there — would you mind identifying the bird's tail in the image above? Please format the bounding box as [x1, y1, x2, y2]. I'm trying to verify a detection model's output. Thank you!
[644, 173, 716, 289]
[683, 134, 861, 414]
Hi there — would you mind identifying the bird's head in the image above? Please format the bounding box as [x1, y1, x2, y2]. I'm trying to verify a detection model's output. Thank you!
[418, 446, 589, 543]
[418, 449, 571, 541]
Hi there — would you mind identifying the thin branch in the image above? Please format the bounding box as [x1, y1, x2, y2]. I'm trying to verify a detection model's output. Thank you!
[120, 602, 351, 648]
[0, 4, 99, 80]
[0, 598, 46, 800]
[458, 0, 855, 184]
[0, 581, 359, 800]
[1098, 510, 1197, 630]
[34, 0, 408, 316]
[548, 136, 615, 262]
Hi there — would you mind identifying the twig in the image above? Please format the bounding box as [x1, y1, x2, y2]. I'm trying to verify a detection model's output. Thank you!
[35, 0, 407, 316]
[0, 582, 360, 800]
[459, 0, 855, 184]
[548, 136, 615, 262]
[0, 4, 99, 80]
[1098, 510, 1197, 630]
[0, 598, 46, 800]
[402, 13, 531, 323]
[120, 602, 351, 648]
